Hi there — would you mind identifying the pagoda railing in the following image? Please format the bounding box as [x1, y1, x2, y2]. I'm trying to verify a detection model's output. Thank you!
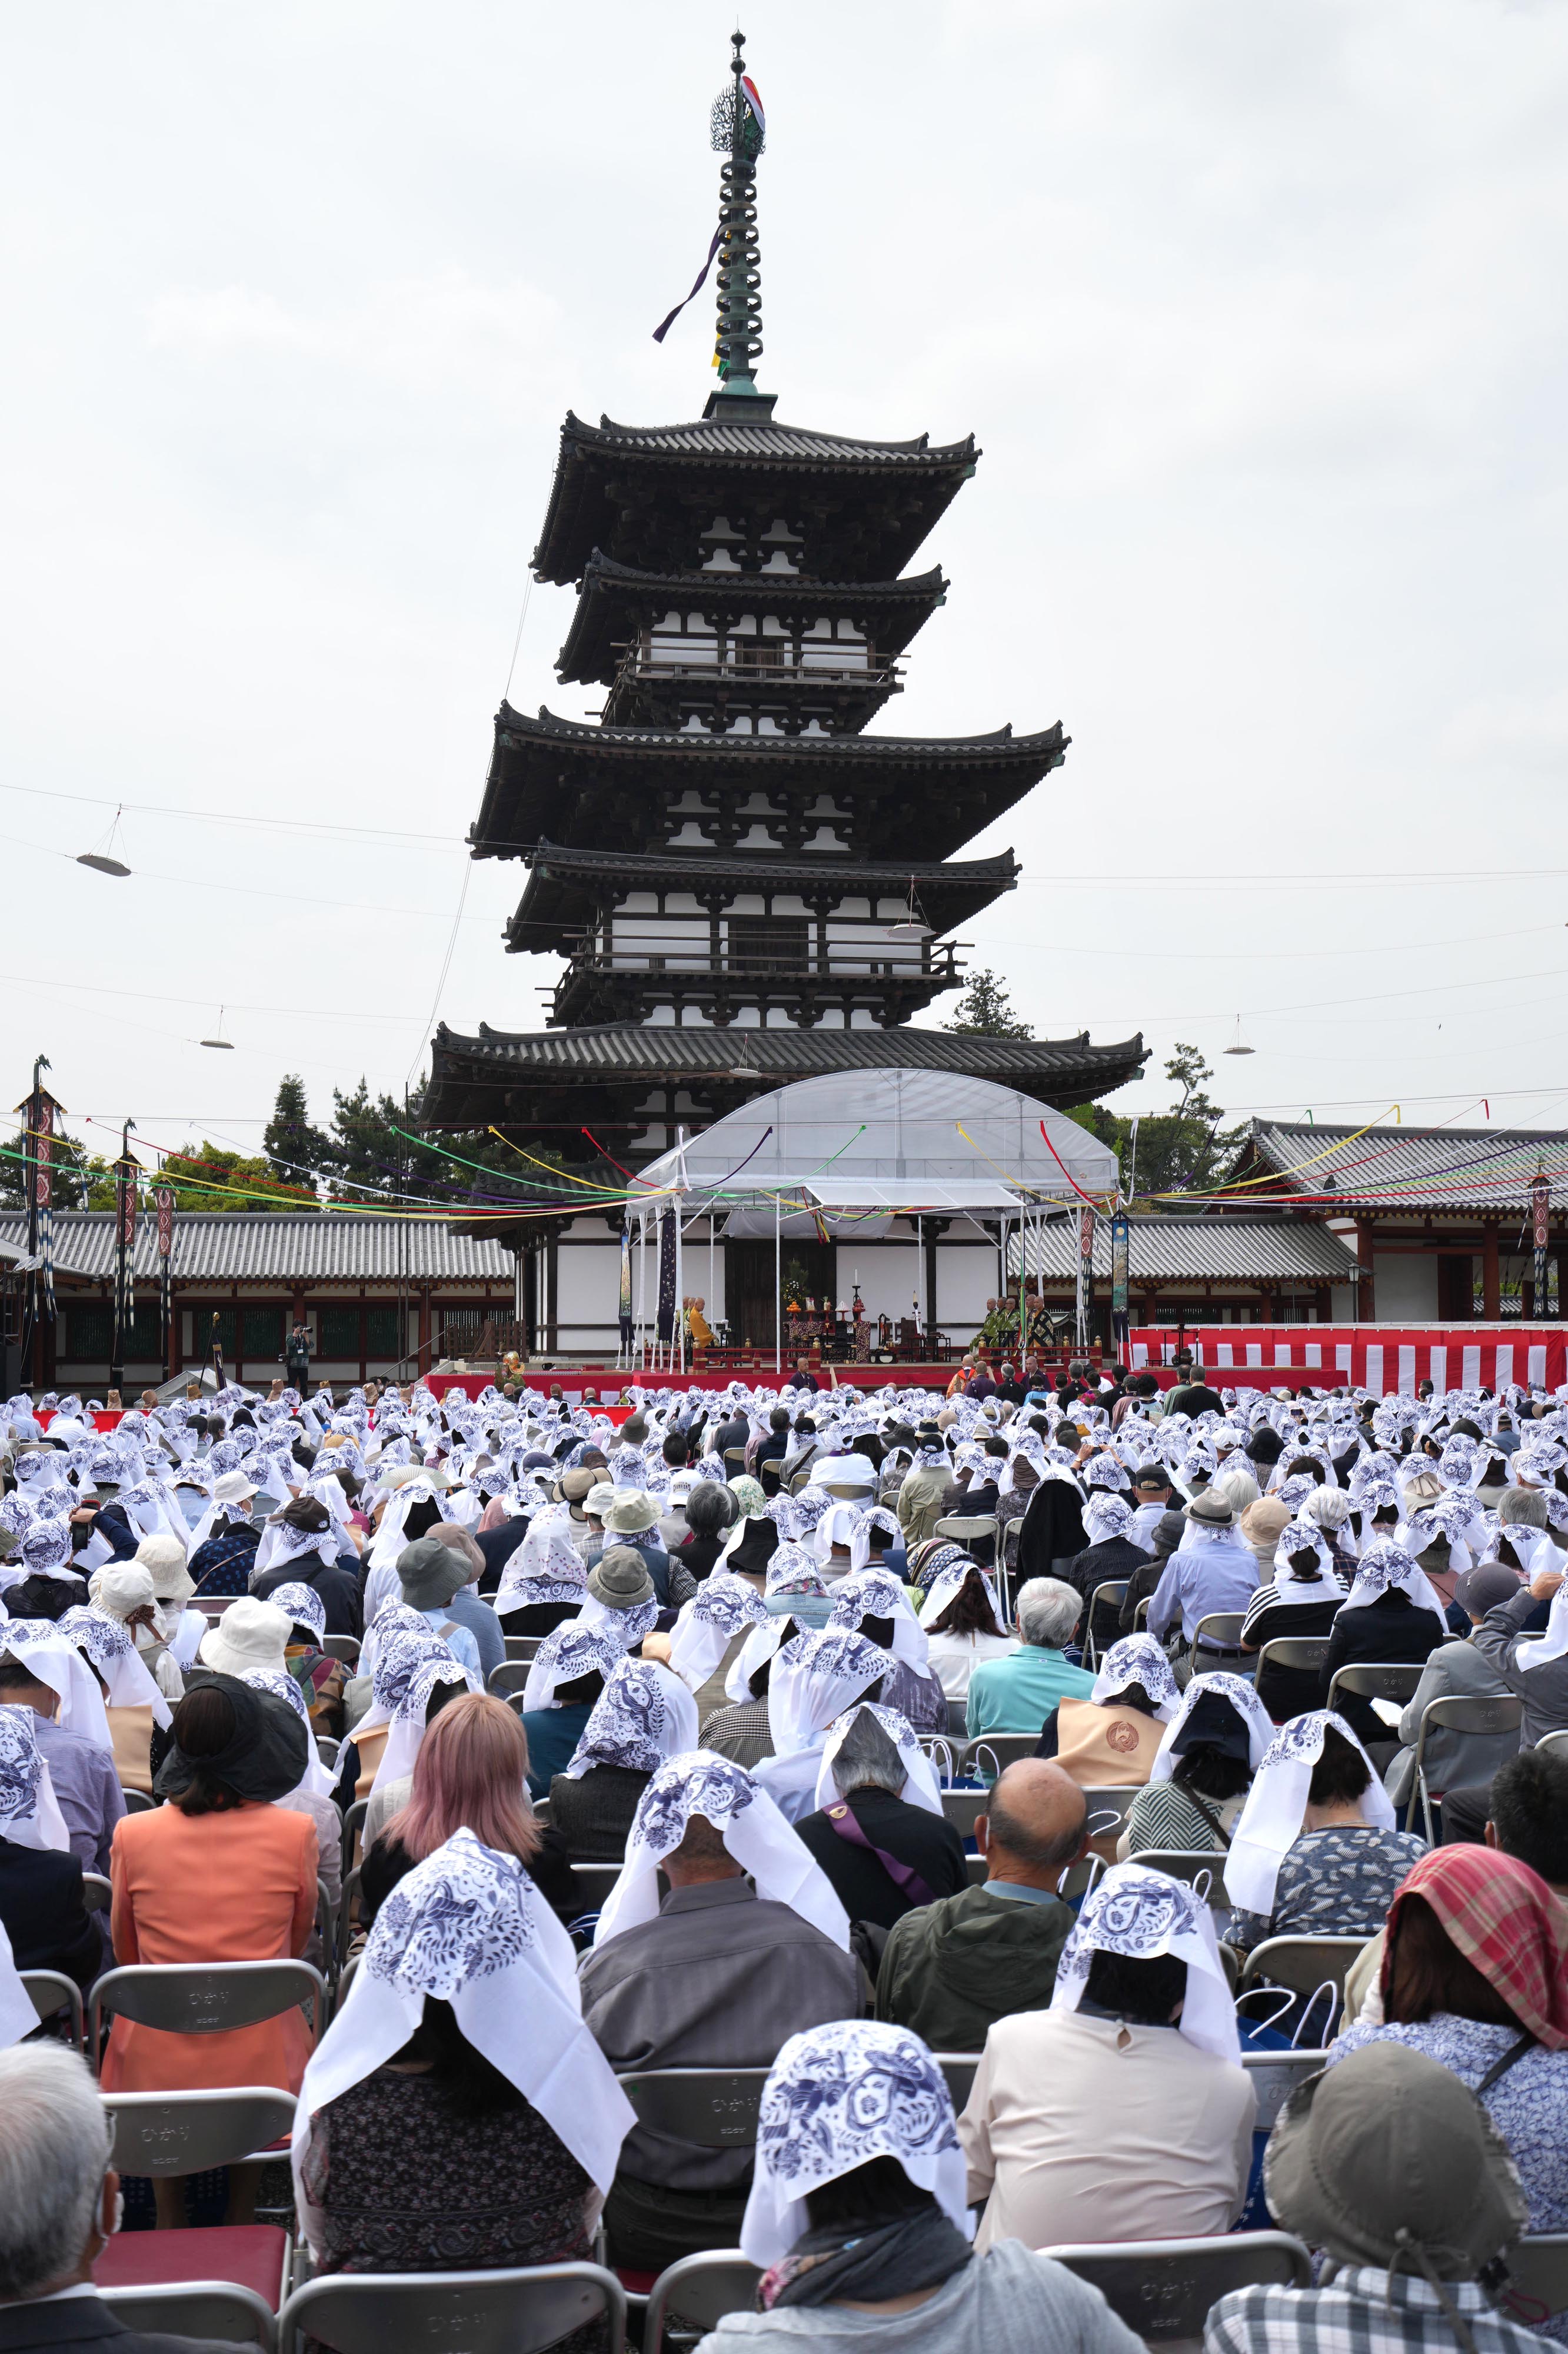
[611, 651, 903, 691]
[562, 943, 963, 983]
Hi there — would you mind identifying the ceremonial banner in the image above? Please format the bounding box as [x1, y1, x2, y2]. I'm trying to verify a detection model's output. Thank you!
[618, 1223, 633, 1351]
[1533, 1173, 1551, 1317]
[31, 1093, 54, 1325]
[1110, 1210, 1130, 1356]
[1076, 1206, 1096, 1348]
[656, 1207, 677, 1345]
[155, 1184, 176, 1364]
[112, 1156, 138, 1371]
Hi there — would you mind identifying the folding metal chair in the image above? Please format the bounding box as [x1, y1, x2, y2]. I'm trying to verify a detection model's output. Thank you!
[1500, 2235, 1568, 2332]
[1127, 1849, 1231, 1911]
[487, 1660, 533, 1700]
[98, 2282, 278, 2350]
[964, 1734, 1043, 1778]
[940, 1787, 988, 1840]
[931, 2053, 978, 2114]
[91, 1960, 328, 2064]
[21, 1969, 85, 2055]
[1073, 1784, 1143, 1847]
[319, 1635, 360, 1666]
[1240, 2049, 1329, 2134]
[1239, 1936, 1367, 2039]
[1189, 1614, 1250, 1678]
[1410, 1692, 1524, 1844]
[568, 1861, 625, 1912]
[82, 1870, 112, 1913]
[932, 1515, 998, 1558]
[1038, 2230, 1312, 2346]
[278, 2263, 627, 2354]
[1326, 1660, 1429, 1716]
[1084, 1580, 1129, 1668]
[504, 1633, 545, 1663]
[339, 1796, 368, 1880]
[641, 2253, 759, 2354]
[616, 2067, 768, 2157]
[315, 1736, 339, 1770]
[121, 1790, 156, 1813]
[96, 2087, 299, 2330]
[1252, 1635, 1331, 1708]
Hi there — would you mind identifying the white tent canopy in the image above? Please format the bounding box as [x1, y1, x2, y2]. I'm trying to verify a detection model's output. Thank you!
[636, 1067, 1117, 1231]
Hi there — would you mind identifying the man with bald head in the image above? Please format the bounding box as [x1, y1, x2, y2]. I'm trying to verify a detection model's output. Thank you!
[874, 1760, 1088, 2052]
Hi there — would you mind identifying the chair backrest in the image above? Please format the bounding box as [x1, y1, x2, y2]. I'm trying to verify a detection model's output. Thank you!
[1240, 2050, 1330, 2133]
[335, 1867, 363, 1978]
[1240, 1936, 1367, 2030]
[82, 1871, 112, 1914]
[940, 1787, 988, 1838]
[723, 1448, 747, 1472]
[964, 1734, 1041, 1778]
[487, 1660, 532, 1699]
[933, 1517, 997, 1545]
[1500, 2235, 1568, 2329]
[121, 1790, 155, 1813]
[339, 1796, 368, 1879]
[1086, 1577, 1130, 1617]
[1254, 1636, 1333, 1676]
[279, 2263, 627, 2354]
[1191, 1613, 1247, 1661]
[617, 2067, 768, 2149]
[1417, 1693, 1524, 1745]
[568, 1861, 624, 1909]
[504, 1634, 545, 1663]
[1038, 2230, 1313, 2341]
[99, 2282, 278, 2354]
[1128, 1850, 1231, 1907]
[321, 1635, 361, 1665]
[641, 2253, 760, 2354]
[22, 1970, 84, 2055]
[1327, 1661, 1429, 1708]
[1073, 1786, 1143, 1840]
[91, 1961, 328, 2054]
[932, 2053, 978, 2114]
[315, 1735, 340, 1770]
[101, 2086, 297, 2176]
[788, 1468, 811, 1495]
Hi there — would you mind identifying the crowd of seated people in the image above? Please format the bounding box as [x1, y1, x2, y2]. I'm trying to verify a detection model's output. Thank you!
[0, 1364, 1565, 2354]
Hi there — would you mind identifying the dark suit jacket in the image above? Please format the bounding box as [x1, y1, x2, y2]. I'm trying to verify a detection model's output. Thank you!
[794, 1787, 968, 1933]
[1016, 1479, 1088, 1584]
[547, 1763, 652, 1860]
[0, 2292, 231, 2354]
[251, 1557, 362, 1640]
[0, 1841, 99, 1992]
[475, 1519, 529, 1594]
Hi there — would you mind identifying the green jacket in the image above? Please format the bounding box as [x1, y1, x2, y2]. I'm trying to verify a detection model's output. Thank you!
[874, 1883, 1074, 2054]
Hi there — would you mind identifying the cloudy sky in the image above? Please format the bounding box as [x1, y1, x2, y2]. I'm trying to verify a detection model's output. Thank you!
[4, 0, 1567, 1178]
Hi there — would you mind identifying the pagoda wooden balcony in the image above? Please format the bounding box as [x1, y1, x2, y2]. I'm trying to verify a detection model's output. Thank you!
[544, 942, 963, 1030]
[601, 649, 903, 731]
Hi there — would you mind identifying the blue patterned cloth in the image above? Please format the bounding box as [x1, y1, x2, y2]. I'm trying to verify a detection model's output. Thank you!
[188, 1521, 261, 1597]
[1227, 1823, 1427, 1953]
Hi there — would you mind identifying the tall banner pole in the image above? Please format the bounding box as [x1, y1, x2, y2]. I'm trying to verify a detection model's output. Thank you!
[1111, 1206, 1130, 1362]
[155, 1183, 177, 1381]
[109, 1119, 138, 1396]
[1533, 1169, 1551, 1320]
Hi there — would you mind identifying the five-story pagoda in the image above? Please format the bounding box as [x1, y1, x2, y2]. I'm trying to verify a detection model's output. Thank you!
[421, 34, 1145, 1161]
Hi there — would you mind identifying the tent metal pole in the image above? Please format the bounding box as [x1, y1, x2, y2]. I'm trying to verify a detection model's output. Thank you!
[774, 1193, 782, 1377]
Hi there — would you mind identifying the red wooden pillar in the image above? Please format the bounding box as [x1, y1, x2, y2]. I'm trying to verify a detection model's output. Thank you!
[1482, 1223, 1501, 1320]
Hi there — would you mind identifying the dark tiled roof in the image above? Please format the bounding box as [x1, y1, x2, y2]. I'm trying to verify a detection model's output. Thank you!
[470, 704, 1066, 862]
[534, 411, 977, 584]
[1028, 1214, 1356, 1285]
[430, 1020, 1144, 1083]
[1229, 1122, 1568, 1215]
[572, 413, 977, 464]
[557, 556, 947, 683]
[0, 1213, 514, 1284]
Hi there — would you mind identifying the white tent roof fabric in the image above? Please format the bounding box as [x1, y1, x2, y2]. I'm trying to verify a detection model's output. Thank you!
[635, 1069, 1118, 1228]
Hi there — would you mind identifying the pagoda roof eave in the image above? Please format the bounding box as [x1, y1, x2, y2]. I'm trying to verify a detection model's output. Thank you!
[420, 1019, 1147, 1131]
[533, 410, 978, 586]
[556, 556, 948, 683]
[469, 704, 1067, 860]
[504, 843, 1020, 952]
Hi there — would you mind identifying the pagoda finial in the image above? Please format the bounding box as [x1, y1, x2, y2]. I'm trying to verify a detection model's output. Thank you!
[707, 29, 766, 405]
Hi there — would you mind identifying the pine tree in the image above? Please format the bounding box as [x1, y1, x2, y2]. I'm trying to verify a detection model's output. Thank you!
[264, 1076, 331, 1187]
[943, 967, 1034, 1039]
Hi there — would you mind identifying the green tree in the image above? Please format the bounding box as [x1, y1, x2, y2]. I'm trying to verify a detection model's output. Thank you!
[264, 1075, 331, 1186]
[943, 967, 1033, 1039]
[158, 1143, 317, 1213]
